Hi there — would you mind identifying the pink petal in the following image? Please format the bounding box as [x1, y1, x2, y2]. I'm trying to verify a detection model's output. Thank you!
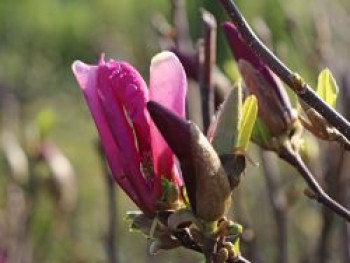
[72, 60, 154, 215]
[96, 61, 155, 214]
[108, 60, 153, 174]
[149, 52, 187, 191]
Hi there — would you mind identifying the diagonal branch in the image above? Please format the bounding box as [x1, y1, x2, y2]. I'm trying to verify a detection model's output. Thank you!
[217, 0, 350, 142]
[278, 143, 350, 222]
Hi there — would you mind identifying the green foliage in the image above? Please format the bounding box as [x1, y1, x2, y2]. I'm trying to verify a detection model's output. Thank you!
[36, 108, 56, 139]
[316, 68, 339, 108]
[210, 82, 242, 155]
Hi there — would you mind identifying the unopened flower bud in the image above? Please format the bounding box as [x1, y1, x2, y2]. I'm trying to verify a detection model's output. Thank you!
[147, 101, 231, 222]
[238, 60, 296, 137]
[223, 22, 297, 138]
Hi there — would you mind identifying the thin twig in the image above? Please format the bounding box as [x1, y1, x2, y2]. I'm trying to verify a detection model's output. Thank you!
[234, 190, 262, 263]
[278, 143, 350, 223]
[97, 142, 118, 263]
[261, 151, 288, 263]
[314, 146, 344, 263]
[217, 0, 350, 142]
[200, 9, 217, 132]
[171, 0, 193, 52]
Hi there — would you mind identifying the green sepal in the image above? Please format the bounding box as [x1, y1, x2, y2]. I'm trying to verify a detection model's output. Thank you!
[236, 95, 258, 150]
[252, 117, 272, 148]
[161, 178, 171, 202]
[227, 222, 243, 237]
[232, 238, 241, 258]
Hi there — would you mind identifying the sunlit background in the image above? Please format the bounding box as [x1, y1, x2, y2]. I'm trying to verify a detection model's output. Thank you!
[0, 0, 350, 262]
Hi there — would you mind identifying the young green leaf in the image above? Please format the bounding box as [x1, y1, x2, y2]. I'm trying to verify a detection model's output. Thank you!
[209, 81, 242, 156]
[236, 95, 258, 150]
[316, 68, 339, 108]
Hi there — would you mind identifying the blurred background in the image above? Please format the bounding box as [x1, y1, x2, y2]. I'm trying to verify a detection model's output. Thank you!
[0, 0, 350, 262]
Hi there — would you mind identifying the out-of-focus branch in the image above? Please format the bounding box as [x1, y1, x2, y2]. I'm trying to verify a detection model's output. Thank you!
[217, 0, 350, 143]
[199, 9, 217, 132]
[315, 146, 344, 263]
[278, 143, 350, 222]
[97, 142, 118, 263]
[339, 77, 350, 262]
[234, 191, 262, 263]
[171, 0, 193, 52]
[152, 3, 232, 106]
[261, 151, 288, 263]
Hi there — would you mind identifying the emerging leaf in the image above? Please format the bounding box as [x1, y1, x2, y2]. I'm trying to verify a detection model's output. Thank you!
[316, 68, 339, 108]
[236, 95, 258, 151]
[209, 82, 242, 156]
[251, 118, 272, 149]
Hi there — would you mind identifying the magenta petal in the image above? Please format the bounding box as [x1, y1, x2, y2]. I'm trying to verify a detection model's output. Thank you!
[107, 61, 153, 172]
[222, 22, 277, 89]
[72, 62, 140, 205]
[147, 101, 196, 213]
[149, 52, 187, 188]
[72, 61, 154, 215]
[96, 62, 155, 214]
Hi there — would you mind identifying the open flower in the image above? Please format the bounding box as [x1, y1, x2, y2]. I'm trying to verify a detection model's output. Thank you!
[72, 51, 187, 216]
[223, 22, 296, 137]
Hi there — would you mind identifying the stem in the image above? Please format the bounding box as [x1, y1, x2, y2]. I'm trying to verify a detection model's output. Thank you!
[278, 143, 350, 223]
[315, 147, 344, 263]
[217, 0, 350, 142]
[97, 142, 118, 263]
[173, 228, 202, 253]
[261, 151, 288, 263]
[200, 9, 217, 132]
[104, 165, 118, 263]
[171, 0, 193, 52]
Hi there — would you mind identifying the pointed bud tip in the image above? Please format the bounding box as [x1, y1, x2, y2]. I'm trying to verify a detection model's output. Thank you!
[221, 22, 237, 33]
[147, 101, 191, 160]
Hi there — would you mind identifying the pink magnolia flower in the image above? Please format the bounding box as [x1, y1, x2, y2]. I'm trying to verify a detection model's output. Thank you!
[72, 51, 187, 216]
[0, 249, 6, 263]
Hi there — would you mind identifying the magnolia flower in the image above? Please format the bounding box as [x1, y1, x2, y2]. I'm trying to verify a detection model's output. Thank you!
[0, 251, 6, 263]
[72, 51, 187, 216]
[223, 22, 296, 137]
